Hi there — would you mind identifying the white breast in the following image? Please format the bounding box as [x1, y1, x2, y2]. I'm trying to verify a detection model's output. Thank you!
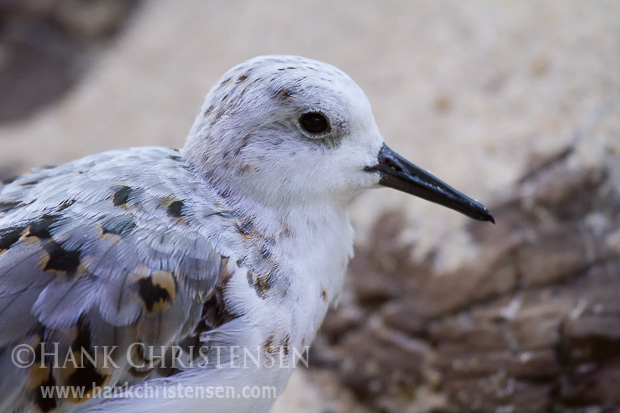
[281, 205, 354, 342]
[212, 203, 355, 399]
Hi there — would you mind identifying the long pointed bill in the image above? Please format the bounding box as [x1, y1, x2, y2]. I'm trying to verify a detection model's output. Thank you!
[367, 144, 495, 223]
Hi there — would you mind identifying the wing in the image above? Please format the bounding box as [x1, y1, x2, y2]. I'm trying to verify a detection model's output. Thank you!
[0, 148, 235, 412]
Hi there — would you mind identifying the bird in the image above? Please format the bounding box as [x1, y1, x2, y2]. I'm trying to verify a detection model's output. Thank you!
[0, 55, 493, 412]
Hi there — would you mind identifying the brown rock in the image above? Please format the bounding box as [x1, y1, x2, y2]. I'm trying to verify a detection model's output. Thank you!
[314, 145, 620, 412]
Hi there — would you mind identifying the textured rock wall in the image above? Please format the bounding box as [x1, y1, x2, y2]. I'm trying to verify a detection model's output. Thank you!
[312, 141, 620, 412]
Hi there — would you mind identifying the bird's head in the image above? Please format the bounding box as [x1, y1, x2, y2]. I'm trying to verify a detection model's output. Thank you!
[183, 55, 493, 223]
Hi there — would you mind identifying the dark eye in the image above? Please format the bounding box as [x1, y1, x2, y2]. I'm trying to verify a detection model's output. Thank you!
[299, 112, 330, 134]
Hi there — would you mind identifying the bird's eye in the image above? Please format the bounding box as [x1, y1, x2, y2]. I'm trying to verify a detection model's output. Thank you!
[299, 112, 330, 134]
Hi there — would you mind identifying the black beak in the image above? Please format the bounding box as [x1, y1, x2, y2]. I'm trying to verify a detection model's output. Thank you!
[366, 144, 495, 223]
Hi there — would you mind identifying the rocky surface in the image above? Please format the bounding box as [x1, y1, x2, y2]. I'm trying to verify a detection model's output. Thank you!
[311, 142, 620, 412]
[0, 0, 140, 123]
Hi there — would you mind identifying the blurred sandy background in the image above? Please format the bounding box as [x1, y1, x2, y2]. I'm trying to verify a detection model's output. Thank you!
[1, 1, 619, 412]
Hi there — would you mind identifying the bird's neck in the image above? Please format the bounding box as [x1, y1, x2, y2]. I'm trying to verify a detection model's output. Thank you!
[201, 175, 346, 241]
[234, 190, 346, 239]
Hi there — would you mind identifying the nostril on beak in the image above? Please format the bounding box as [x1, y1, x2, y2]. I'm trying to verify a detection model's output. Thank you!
[385, 158, 402, 172]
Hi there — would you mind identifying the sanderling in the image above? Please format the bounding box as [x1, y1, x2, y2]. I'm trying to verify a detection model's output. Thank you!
[0, 55, 493, 412]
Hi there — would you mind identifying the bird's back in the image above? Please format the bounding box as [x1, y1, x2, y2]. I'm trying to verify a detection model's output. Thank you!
[0, 147, 237, 411]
